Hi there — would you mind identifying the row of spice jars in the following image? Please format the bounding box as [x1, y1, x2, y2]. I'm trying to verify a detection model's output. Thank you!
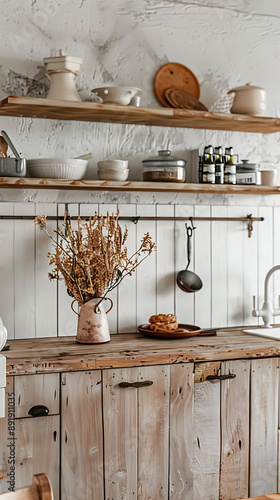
[199, 146, 239, 184]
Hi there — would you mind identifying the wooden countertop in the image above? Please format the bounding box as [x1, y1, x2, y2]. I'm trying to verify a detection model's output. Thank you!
[3, 327, 280, 375]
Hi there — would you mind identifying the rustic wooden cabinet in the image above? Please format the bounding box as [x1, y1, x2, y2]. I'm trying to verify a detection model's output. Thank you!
[0, 354, 279, 500]
[61, 359, 280, 500]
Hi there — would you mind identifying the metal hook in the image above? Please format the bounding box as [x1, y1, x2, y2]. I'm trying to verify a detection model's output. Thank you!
[247, 214, 253, 238]
[185, 223, 193, 237]
[132, 216, 140, 224]
[189, 217, 196, 231]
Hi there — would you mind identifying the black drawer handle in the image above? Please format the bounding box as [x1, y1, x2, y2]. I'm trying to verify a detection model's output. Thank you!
[206, 374, 236, 381]
[28, 405, 49, 417]
[119, 380, 153, 389]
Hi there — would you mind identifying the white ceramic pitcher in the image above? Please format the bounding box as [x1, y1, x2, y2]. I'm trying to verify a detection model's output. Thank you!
[0, 317, 7, 351]
[71, 297, 113, 344]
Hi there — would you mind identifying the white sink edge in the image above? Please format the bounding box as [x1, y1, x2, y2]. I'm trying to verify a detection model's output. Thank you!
[243, 327, 280, 340]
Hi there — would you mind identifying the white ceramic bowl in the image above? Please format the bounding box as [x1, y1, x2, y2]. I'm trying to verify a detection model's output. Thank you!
[27, 158, 88, 180]
[97, 159, 128, 170]
[91, 86, 141, 105]
[98, 168, 129, 181]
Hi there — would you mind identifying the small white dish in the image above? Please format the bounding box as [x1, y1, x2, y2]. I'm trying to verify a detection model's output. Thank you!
[98, 168, 129, 181]
[91, 86, 141, 105]
[97, 159, 128, 170]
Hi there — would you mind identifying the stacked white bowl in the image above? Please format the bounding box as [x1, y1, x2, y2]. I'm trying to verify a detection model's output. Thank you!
[97, 159, 129, 181]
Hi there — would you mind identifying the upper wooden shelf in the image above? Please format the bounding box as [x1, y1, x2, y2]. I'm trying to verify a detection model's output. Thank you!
[0, 96, 280, 133]
[1, 177, 280, 195]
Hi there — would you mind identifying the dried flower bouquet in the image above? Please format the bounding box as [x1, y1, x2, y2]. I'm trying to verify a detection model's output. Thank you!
[35, 211, 155, 305]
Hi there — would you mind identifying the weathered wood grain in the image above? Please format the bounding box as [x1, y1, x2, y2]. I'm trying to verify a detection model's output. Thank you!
[4, 329, 280, 375]
[1, 96, 280, 133]
[220, 360, 250, 500]
[1, 177, 280, 194]
[14, 373, 59, 418]
[138, 365, 169, 499]
[169, 364, 194, 500]
[103, 368, 138, 499]
[61, 371, 104, 500]
[193, 364, 220, 499]
[0, 378, 14, 493]
[15, 415, 59, 500]
[250, 358, 279, 497]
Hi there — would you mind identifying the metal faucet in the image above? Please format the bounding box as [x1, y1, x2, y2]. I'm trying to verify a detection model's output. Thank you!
[253, 265, 280, 327]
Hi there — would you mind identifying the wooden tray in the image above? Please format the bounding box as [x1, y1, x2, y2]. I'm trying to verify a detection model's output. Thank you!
[138, 323, 216, 339]
[154, 62, 200, 108]
[165, 88, 208, 111]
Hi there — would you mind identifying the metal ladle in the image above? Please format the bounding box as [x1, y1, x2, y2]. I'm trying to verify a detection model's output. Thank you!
[177, 224, 203, 293]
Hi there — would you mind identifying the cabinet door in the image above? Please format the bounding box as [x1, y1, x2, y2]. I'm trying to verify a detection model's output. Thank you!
[103, 364, 194, 500]
[193, 362, 221, 500]
[193, 360, 251, 500]
[15, 415, 59, 499]
[169, 363, 194, 500]
[0, 375, 60, 499]
[103, 365, 171, 499]
[61, 370, 104, 500]
[250, 358, 279, 497]
[220, 360, 250, 500]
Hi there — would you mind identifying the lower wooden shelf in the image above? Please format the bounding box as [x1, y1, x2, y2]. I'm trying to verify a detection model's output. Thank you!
[0, 177, 280, 194]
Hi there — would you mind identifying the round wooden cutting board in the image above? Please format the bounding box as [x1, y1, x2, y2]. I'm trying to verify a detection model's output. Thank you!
[154, 62, 200, 107]
[165, 88, 208, 111]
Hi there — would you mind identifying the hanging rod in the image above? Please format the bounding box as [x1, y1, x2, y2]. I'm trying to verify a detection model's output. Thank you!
[0, 214, 264, 237]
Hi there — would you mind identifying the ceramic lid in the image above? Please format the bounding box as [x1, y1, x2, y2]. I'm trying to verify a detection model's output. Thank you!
[228, 82, 266, 93]
[44, 50, 82, 65]
[236, 159, 260, 172]
[44, 55, 82, 65]
[142, 150, 186, 168]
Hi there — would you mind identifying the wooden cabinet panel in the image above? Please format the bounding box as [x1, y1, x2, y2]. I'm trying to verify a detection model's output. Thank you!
[15, 415, 59, 500]
[61, 370, 103, 500]
[250, 358, 279, 497]
[193, 363, 221, 500]
[138, 365, 169, 499]
[0, 376, 59, 497]
[169, 363, 194, 500]
[104, 365, 195, 500]
[103, 367, 138, 500]
[220, 360, 250, 500]
[14, 374, 59, 418]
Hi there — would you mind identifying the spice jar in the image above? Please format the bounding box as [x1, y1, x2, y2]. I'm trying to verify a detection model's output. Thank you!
[142, 150, 186, 182]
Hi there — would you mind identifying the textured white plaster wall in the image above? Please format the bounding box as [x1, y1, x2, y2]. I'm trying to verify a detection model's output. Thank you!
[0, 0, 280, 181]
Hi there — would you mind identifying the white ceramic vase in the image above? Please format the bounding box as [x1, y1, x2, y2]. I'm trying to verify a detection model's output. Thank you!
[72, 297, 113, 344]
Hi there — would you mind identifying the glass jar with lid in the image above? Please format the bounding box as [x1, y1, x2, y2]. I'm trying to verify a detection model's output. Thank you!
[142, 150, 186, 182]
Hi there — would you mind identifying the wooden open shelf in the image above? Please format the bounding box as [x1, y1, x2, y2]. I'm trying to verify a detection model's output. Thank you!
[0, 96, 280, 133]
[0, 177, 280, 194]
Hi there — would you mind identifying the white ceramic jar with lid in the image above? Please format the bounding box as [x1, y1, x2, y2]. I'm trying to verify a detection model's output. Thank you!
[227, 83, 266, 115]
[142, 150, 186, 182]
[44, 50, 82, 101]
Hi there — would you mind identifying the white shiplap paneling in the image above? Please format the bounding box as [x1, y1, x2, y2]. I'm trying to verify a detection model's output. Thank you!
[14, 203, 35, 339]
[35, 202, 57, 337]
[117, 204, 137, 334]
[0, 203, 14, 338]
[136, 204, 156, 327]
[156, 205, 175, 316]
[174, 205, 195, 326]
[57, 203, 79, 337]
